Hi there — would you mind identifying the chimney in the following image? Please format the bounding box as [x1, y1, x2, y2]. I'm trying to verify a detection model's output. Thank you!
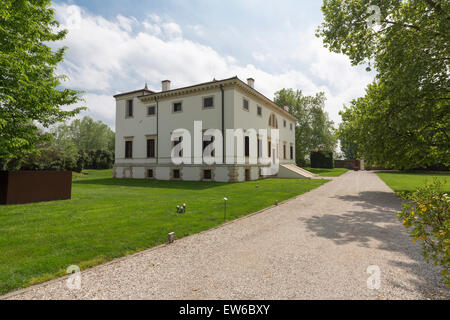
[284, 106, 290, 112]
[162, 80, 171, 92]
[247, 78, 255, 88]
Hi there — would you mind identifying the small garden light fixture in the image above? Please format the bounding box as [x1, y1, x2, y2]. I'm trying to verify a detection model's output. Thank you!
[224, 197, 228, 221]
[168, 232, 175, 243]
[176, 204, 186, 214]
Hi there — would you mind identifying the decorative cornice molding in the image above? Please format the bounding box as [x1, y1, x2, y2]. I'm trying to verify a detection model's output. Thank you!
[138, 77, 296, 121]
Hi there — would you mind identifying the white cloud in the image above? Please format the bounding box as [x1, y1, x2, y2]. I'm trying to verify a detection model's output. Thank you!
[187, 24, 205, 37]
[252, 52, 266, 62]
[143, 21, 161, 35]
[161, 22, 182, 38]
[53, 3, 372, 129]
[117, 15, 137, 33]
[147, 13, 161, 24]
[81, 94, 116, 129]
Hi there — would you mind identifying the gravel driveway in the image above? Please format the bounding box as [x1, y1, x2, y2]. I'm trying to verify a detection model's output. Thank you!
[3, 171, 448, 300]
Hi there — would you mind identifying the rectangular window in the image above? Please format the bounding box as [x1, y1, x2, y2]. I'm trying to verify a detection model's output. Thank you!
[203, 97, 214, 109]
[290, 123, 293, 130]
[245, 136, 250, 157]
[173, 169, 180, 179]
[283, 120, 287, 127]
[283, 144, 286, 159]
[126, 100, 133, 117]
[257, 106, 262, 116]
[268, 141, 271, 157]
[243, 98, 249, 111]
[290, 146, 294, 160]
[245, 169, 250, 181]
[173, 102, 182, 113]
[147, 138, 155, 158]
[147, 106, 156, 116]
[147, 169, 154, 178]
[203, 169, 212, 180]
[125, 140, 133, 158]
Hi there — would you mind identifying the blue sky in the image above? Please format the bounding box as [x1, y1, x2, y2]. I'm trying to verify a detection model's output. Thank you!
[53, 0, 372, 129]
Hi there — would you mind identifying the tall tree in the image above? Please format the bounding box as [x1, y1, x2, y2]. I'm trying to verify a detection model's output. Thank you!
[53, 116, 115, 153]
[318, 0, 449, 169]
[340, 139, 359, 160]
[0, 0, 83, 169]
[274, 89, 337, 165]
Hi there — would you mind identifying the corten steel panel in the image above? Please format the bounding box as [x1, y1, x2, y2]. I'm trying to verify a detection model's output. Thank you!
[0, 171, 72, 205]
[334, 160, 360, 170]
[0, 171, 8, 204]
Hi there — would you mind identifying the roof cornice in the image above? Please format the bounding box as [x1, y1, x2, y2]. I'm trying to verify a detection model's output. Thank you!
[113, 88, 154, 98]
[138, 77, 238, 102]
[138, 77, 296, 121]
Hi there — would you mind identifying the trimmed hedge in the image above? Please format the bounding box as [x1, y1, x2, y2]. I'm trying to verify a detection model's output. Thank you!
[4, 149, 114, 173]
[310, 151, 334, 169]
[78, 150, 114, 170]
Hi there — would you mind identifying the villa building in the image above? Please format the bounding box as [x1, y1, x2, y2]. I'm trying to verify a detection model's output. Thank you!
[113, 76, 314, 182]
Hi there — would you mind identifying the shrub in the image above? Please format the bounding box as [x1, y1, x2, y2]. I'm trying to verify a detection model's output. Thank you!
[310, 150, 334, 168]
[82, 150, 114, 170]
[398, 179, 449, 287]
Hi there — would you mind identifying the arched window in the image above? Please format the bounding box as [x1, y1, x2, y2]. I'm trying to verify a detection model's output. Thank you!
[268, 113, 278, 128]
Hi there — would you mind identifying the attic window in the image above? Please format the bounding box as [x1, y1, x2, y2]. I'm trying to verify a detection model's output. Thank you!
[173, 102, 182, 113]
[203, 97, 214, 109]
[126, 100, 133, 117]
[257, 106, 262, 116]
[148, 106, 156, 116]
[243, 98, 249, 111]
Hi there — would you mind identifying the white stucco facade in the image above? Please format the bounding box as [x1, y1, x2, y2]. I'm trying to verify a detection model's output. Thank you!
[113, 77, 298, 182]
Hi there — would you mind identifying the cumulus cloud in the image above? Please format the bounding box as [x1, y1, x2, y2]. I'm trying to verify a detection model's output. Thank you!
[187, 24, 205, 37]
[53, 3, 371, 129]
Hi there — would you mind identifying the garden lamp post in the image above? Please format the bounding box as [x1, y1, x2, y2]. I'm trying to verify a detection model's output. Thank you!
[224, 197, 228, 221]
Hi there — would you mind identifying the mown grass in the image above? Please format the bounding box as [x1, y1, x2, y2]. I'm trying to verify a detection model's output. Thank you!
[376, 171, 450, 194]
[0, 169, 328, 295]
[302, 167, 349, 177]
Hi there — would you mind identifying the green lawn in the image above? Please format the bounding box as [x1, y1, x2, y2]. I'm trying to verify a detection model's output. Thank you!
[0, 170, 328, 295]
[302, 167, 349, 177]
[376, 171, 450, 194]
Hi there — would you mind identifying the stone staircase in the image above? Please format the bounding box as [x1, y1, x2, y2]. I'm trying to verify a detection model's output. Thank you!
[277, 164, 317, 179]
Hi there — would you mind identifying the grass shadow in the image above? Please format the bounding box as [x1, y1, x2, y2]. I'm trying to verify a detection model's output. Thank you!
[72, 177, 230, 190]
[300, 190, 449, 298]
[333, 191, 401, 211]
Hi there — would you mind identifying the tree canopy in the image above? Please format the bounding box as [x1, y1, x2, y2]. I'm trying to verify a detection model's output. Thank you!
[318, 0, 449, 169]
[340, 139, 359, 160]
[0, 0, 83, 168]
[53, 116, 115, 153]
[274, 89, 337, 165]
